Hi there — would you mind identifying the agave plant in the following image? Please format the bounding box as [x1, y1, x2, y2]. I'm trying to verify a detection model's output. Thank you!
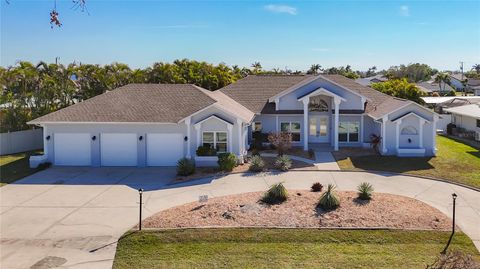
[317, 184, 340, 210]
[249, 155, 265, 172]
[275, 155, 292, 171]
[357, 182, 374, 200]
[261, 183, 288, 205]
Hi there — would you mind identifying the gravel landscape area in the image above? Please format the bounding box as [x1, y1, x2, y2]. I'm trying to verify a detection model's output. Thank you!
[143, 190, 451, 230]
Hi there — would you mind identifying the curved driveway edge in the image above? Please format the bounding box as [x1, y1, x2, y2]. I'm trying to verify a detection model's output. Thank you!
[1, 167, 479, 269]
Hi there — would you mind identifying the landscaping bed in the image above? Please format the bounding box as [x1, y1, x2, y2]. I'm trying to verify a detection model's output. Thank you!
[175, 157, 316, 182]
[143, 190, 450, 230]
[113, 229, 479, 269]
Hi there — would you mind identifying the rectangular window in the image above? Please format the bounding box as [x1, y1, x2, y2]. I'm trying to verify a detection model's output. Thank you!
[338, 121, 360, 142]
[280, 122, 301, 142]
[477, 119, 480, 128]
[202, 131, 228, 153]
[253, 122, 262, 132]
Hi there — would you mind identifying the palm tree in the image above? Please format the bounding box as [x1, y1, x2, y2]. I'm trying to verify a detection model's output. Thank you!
[251, 62, 262, 74]
[472, 64, 480, 74]
[434, 73, 451, 93]
[307, 64, 322, 74]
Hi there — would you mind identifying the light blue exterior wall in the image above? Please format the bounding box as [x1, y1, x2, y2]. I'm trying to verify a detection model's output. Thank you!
[277, 77, 364, 111]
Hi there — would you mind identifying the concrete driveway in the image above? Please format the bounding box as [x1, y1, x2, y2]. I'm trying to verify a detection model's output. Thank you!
[1, 167, 479, 269]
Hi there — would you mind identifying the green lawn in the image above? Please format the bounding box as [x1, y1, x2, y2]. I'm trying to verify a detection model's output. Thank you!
[335, 135, 480, 188]
[113, 228, 479, 269]
[0, 150, 43, 186]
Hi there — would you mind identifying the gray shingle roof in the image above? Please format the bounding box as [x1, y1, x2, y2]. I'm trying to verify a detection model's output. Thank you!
[29, 84, 217, 124]
[220, 75, 314, 113]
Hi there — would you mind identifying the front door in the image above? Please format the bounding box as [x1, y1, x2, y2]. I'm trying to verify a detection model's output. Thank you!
[309, 115, 329, 143]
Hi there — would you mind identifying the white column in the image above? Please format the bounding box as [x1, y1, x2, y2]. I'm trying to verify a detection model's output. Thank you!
[360, 114, 364, 145]
[395, 119, 402, 154]
[243, 125, 248, 154]
[432, 115, 438, 155]
[334, 97, 340, 151]
[227, 124, 233, 153]
[185, 117, 191, 158]
[43, 125, 49, 157]
[302, 98, 309, 151]
[419, 119, 425, 148]
[194, 124, 201, 156]
[237, 119, 243, 157]
[275, 115, 279, 132]
[381, 116, 388, 154]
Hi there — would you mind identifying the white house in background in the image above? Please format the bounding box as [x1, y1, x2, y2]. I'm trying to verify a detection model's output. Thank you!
[449, 73, 466, 91]
[444, 104, 480, 141]
[467, 79, 480, 96]
[28, 74, 439, 168]
[416, 81, 455, 95]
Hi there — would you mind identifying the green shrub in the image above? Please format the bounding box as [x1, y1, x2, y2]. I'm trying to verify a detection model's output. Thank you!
[317, 184, 340, 210]
[196, 145, 217, 156]
[261, 183, 288, 204]
[357, 182, 374, 200]
[218, 153, 237, 172]
[176, 158, 195, 176]
[275, 155, 292, 171]
[249, 155, 265, 172]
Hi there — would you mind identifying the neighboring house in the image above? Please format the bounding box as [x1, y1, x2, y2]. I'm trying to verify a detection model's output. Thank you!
[354, 74, 388, 86]
[444, 104, 480, 141]
[416, 81, 455, 95]
[467, 79, 480, 96]
[28, 74, 439, 167]
[449, 73, 466, 91]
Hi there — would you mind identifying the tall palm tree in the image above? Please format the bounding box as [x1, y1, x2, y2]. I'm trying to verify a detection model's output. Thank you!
[434, 73, 451, 94]
[307, 64, 322, 74]
[472, 64, 480, 74]
[251, 62, 262, 74]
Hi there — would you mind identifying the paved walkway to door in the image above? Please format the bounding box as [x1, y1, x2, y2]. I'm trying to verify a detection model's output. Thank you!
[313, 152, 340, 170]
[1, 168, 479, 268]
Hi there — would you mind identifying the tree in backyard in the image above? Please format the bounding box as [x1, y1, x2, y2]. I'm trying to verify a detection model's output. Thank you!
[434, 72, 451, 92]
[251, 62, 263, 74]
[385, 63, 435, 82]
[472, 64, 480, 74]
[307, 64, 322, 74]
[365, 66, 377, 77]
[267, 132, 292, 156]
[371, 78, 425, 104]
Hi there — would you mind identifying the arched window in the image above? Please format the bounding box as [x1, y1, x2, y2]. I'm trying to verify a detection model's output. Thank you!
[401, 126, 418, 135]
[308, 96, 329, 112]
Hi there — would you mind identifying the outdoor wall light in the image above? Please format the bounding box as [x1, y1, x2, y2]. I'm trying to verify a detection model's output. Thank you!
[184, 136, 188, 141]
[139, 136, 143, 141]
[46, 135, 51, 141]
[92, 135, 96, 141]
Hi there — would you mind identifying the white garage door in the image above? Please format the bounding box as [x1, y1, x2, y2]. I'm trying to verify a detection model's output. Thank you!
[147, 133, 184, 166]
[54, 133, 91, 166]
[101, 133, 138, 166]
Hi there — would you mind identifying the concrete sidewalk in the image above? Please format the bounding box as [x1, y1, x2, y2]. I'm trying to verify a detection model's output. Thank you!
[1, 168, 479, 268]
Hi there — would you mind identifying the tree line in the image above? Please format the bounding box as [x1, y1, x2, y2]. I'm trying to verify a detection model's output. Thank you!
[1, 59, 479, 132]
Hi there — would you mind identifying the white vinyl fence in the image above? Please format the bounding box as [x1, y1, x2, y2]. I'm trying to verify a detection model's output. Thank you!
[436, 114, 452, 132]
[0, 129, 43, 155]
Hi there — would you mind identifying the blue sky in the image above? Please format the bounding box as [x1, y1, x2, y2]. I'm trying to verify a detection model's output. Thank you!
[1, 0, 479, 71]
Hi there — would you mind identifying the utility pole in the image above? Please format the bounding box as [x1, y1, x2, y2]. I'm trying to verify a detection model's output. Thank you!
[460, 61, 465, 96]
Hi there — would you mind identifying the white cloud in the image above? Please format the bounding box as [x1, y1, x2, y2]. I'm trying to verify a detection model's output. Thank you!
[264, 4, 297, 15]
[400, 5, 410, 17]
[312, 48, 330, 52]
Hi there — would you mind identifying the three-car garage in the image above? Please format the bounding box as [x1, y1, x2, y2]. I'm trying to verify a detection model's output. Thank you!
[51, 131, 185, 167]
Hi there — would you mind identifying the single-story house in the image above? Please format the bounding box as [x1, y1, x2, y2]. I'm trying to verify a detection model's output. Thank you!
[354, 74, 388, 87]
[416, 81, 455, 95]
[449, 73, 466, 91]
[28, 74, 439, 167]
[444, 103, 480, 141]
[467, 79, 480, 96]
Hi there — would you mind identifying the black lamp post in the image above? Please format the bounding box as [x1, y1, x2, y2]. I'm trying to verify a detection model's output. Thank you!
[138, 188, 144, 231]
[442, 193, 457, 254]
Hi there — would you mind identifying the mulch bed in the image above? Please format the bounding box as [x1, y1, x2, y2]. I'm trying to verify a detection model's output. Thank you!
[143, 191, 451, 230]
